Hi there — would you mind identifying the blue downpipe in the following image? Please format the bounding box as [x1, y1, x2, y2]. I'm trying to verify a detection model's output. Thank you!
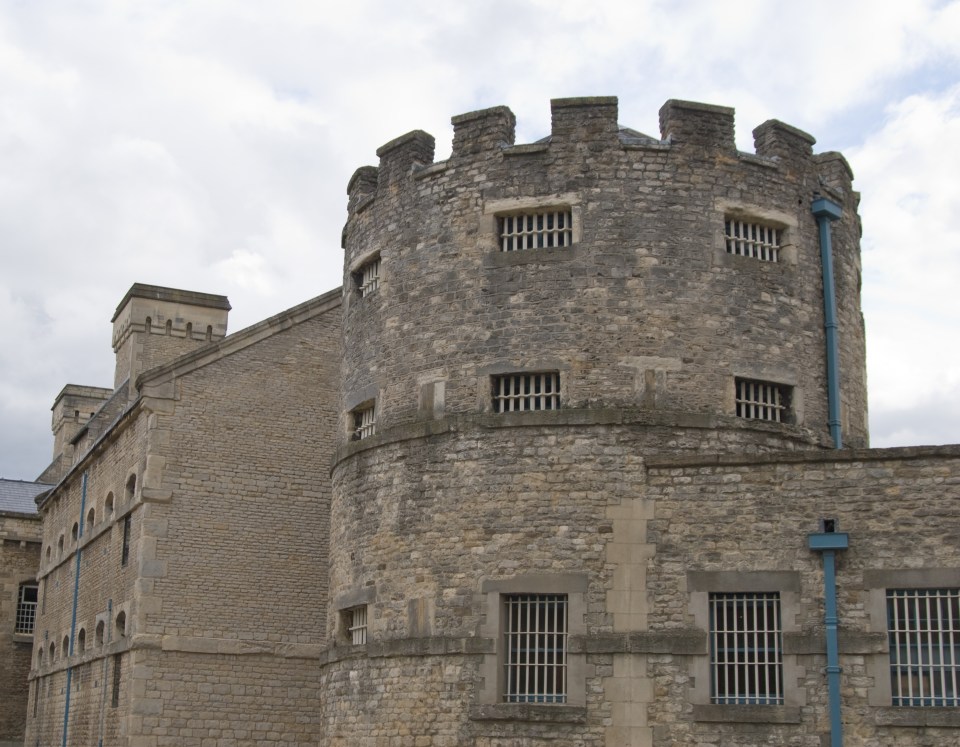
[812, 197, 844, 449]
[809, 531, 849, 747]
[62, 471, 87, 747]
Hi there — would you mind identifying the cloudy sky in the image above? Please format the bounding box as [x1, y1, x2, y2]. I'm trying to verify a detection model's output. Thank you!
[1, 0, 958, 481]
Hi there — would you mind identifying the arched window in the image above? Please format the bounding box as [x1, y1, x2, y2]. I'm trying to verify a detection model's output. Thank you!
[71, 522, 78, 542]
[165, 319, 172, 335]
[96, 620, 105, 646]
[86, 507, 95, 532]
[115, 611, 126, 639]
[186, 322, 193, 338]
[45, 546, 51, 563]
[105, 492, 114, 517]
[37, 647, 43, 667]
[57, 535, 64, 557]
[62, 634, 69, 656]
[145, 316, 152, 332]
[49, 641, 55, 661]
[205, 325, 213, 341]
[77, 628, 86, 653]
[125, 474, 136, 502]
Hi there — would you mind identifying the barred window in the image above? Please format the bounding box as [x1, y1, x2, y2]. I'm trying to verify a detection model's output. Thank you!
[492, 372, 560, 413]
[887, 588, 960, 707]
[735, 378, 790, 423]
[499, 210, 573, 252]
[351, 402, 376, 440]
[709, 592, 783, 705]
[725, 219, 781, 262]
[504, 594, 568, 703]
[15, 582, 38, 635]
[346, 606, 368, 645]
[356, 256, 381, 297]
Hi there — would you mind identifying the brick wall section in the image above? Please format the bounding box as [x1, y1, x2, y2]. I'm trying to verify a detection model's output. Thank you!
[0, 512, 41, 745]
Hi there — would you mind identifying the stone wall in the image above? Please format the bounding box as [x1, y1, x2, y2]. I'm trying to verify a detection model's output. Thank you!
[0, 512, 41, 746]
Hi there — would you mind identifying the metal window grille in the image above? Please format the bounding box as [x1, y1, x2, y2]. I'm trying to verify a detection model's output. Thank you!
[735, 379, 789, 422]
[358, 257, 381, 297]
[709, 592, 783, 705]
[15, 583, 38, 634]
[725, 219, 781, 262]
[492, 372, 560, 413]
[499, 211, 573, 252]
[503, 593, 568, 703]
[352, 403, 376, 440]
[348, 606, 368, 645]
[887, 588, 960, 706]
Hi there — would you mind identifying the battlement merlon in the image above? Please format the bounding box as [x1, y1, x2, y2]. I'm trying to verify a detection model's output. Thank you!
[550, 96, 619, 145]
[375, 130, 435, 189]
[659, 99, 736, 151]
[347, 166, 379, 216]
[814, 152, 856, 197]
[753, 119, 816, 163]
[451, 106, 516, 158]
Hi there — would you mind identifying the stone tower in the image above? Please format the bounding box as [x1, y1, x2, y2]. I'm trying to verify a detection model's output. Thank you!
[328, 96, 867, 743]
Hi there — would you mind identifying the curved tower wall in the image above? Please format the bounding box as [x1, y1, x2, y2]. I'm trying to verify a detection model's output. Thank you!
[325, 97, 867, 743]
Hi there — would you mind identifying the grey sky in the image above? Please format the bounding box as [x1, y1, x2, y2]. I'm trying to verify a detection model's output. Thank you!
[1, 0, 958, 480]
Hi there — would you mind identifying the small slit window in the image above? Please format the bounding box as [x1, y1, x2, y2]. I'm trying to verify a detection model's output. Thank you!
[725, 219, 781, 262]
[346, 606, 368, 645]
[887, 588, 960, 707]
[121, 515, 131, 567]
[356, 256, 381, 297]
[499, 210, 573, 252]
[492, 372, 560, 413]
[735, 378, 790, 423]
[351, 402, 376, 441]
[709, 592, 783, 705]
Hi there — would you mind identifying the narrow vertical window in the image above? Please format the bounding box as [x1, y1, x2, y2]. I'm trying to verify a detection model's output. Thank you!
[709, 592, 783, 705]
[351, 402, 376, 440]
[503, 593, 568, 703]
[121, 515, 131, 567]
[15, 583, 39, 634]
[356, 256, 381, 297]
[347, 606, 368, 645]
[111, 654, 122, 707]
[887, 588, 960, 706]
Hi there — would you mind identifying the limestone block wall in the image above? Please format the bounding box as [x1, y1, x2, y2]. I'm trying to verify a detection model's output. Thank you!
[641, 445, 960, 746]
[0, 512, 41, 746]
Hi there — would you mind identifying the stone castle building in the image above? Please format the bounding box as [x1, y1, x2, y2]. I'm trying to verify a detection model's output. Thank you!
[12, 97, 960, 746]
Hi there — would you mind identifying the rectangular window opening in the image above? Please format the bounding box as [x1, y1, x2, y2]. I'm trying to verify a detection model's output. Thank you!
[735, 378, 791, 423]
[499, 210, 573, 252]
[709, 592, 784, 705]
[15, 582, 38, 635]
[356, 256, 381, 297]
[725, 219, 781, 262]
[111, 654, 122, 708]
[351, 402, 376, 440]
[492, 372, 560, 413]
[346, 605, 368, 645]
[887, 588, 960, 707]
[503, 593, 568, 704]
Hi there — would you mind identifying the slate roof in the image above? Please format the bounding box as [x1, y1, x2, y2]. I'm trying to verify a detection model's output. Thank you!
[0, 478, 51, 515]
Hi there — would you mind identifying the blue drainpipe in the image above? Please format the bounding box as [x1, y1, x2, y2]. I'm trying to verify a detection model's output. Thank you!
[62, 471, 87, 747]
[812, 197, 844, 449]
[809, 523, 849, 747]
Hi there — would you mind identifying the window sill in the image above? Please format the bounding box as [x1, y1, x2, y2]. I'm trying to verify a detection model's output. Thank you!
[874, 707, 960, 728]
[469, 703, 586, 724]
[693, 704, 801, 724]
[12, 633, 34, 644]
[485, 245, 580, 268]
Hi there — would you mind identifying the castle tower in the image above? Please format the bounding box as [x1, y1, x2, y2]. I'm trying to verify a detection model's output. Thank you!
[111, 283, 231, 394]
[325, 98, 867, 743]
